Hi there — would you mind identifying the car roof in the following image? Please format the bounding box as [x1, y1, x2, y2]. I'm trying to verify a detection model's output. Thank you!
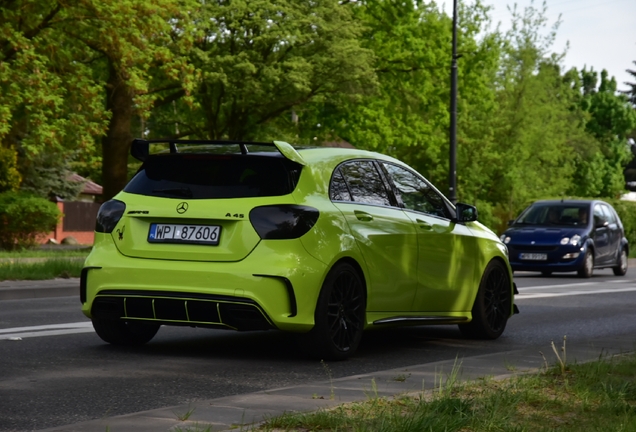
[530, 199, 607, 206]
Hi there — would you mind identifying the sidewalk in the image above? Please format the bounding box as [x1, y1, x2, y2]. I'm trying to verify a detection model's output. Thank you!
[37, 333, 636, 432]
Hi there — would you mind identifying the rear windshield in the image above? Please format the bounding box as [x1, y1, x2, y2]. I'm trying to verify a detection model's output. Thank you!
[514, 204, 589, 227]
[124, 154, 302, 199]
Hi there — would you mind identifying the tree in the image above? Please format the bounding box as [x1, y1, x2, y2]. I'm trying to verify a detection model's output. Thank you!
[147, 0, 376, 142]
[59, 0, 198, 200]
[623, 60, 636, 105]
[0, 0, 108, 184]
[570, 68, 636, 198]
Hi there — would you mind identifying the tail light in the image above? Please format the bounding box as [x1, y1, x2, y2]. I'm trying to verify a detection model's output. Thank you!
[249, 205, 319, 239]
[95, 200, 126, 233]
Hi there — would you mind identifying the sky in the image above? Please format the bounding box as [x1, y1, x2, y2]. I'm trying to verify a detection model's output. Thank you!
[442, 0, 636, 92]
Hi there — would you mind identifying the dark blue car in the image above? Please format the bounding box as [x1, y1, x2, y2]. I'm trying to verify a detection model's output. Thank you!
[501, 200, 628, 277]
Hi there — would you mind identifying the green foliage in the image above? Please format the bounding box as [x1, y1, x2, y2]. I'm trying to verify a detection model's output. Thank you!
[570, 68, 636, 198]
[0, 0, 108, 154]
[2, 0, 634, 228]
[0, 191, 61, 250]
[0, 146, 21, 193]
[160, 0, 376, 141]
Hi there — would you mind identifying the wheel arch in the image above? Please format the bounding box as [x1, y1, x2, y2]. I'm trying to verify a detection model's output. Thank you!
[469, 256, 513, 312]
[331, 256, 368, 303]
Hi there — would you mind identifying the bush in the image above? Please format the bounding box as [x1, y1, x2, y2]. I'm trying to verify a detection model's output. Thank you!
[0, 191, 61, 251]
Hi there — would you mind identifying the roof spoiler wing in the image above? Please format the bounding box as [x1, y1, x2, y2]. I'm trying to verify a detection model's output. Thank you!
[130, 138, 305, 166]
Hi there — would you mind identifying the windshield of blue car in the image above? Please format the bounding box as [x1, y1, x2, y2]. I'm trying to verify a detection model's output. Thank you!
[124, 153, 302, 199]
[514, 204, 589, 226]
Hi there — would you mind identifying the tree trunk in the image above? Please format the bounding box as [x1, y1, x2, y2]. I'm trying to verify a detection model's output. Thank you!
[101, 63, 134, 201]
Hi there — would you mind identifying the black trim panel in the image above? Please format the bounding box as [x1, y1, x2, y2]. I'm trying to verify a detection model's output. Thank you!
[373, 316, 469, 325]
[92, 290, 274, 331]
[253, 274, 297, 317]
[80, 267, 102, 304]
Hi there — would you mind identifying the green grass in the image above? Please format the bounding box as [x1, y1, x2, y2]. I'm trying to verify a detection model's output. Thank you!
[0, 248, 91, 258]
[256, 353, 636, 432]
[0, 258, 84, 280]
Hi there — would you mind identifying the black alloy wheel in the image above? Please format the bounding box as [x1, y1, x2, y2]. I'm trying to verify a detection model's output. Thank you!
[459, 260, 511, 339]
[578, 248, 594, 278]
[613, 248, 628, 276]
[302, 262, 366, 361]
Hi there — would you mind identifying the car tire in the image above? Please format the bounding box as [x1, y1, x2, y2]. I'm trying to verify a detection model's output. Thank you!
[301, 262, 366, 361]
[459, 260, 511, 340]
[612, 248, 628, 276]
[92, 319, 160, 346]
[577, 248, 594, 278]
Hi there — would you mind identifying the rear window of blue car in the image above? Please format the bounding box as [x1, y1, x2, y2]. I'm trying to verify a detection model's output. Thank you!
[124, 154, 302, 199]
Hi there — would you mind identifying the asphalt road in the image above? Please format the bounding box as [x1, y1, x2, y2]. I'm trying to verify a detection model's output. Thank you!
[1, 269, 635, 431]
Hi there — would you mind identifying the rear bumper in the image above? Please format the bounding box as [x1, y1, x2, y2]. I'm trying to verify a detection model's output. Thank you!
[81, 233, 328, 332]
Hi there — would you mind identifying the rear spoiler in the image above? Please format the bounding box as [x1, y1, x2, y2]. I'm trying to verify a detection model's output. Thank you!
[130, 138, 306, 166]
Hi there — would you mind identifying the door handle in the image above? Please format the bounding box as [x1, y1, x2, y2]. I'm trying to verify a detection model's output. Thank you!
[354, 210, 373, 221]
[415, 219, 433, 230]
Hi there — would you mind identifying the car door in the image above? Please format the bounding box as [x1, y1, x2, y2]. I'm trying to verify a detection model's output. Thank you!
[601, 204, 621, 261]
[592, 204, 610, 264]
[380, 162, 476, 313]
[330, 160, 419, 312]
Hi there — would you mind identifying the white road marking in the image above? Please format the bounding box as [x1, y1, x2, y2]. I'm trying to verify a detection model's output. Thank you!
[517, 279, 636, 292]
[516, 277, 636, 299]
[0, 321, 93, 340]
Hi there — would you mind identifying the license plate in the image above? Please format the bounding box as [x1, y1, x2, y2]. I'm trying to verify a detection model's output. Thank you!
[148, 223, 221, 245]
[519, 253, 547, 261]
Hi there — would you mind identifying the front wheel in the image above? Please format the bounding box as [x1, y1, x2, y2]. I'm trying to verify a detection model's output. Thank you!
[459, 260, 511, 340]
[301, 262, 366, 361]
[613, 248, 628, 276]
[92, 319, 160, 346]
[578, 248, 594, 278]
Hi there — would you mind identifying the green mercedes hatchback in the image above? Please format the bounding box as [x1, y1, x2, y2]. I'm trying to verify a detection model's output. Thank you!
[81, 139, 517, 360]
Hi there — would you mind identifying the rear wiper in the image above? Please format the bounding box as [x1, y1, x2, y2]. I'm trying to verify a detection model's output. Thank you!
[152, 187, 193, 198]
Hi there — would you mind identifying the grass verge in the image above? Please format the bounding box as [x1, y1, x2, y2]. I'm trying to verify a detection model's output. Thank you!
[0, 259, 84, 280]
[0, 248, 91, 259]
[256, 353, 636, 432]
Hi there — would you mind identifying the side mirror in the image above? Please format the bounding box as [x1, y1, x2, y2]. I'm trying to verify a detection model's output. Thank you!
[595, 220, 609, 229]
[456, 203, 478, 223]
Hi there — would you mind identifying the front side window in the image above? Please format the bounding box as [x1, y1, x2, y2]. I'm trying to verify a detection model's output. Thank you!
[382, 163, 450, 218]
[336, 161, 391, 206]
[601, 204, 617, 224]
[593, 204, 606, 226]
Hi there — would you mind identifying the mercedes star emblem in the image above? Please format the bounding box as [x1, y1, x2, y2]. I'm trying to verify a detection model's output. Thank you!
[176, 202, 189, 214]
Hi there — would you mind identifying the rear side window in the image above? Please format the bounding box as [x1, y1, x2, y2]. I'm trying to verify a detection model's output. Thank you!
[335, 161, 391, 206]
[124, 154, 301, 199]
